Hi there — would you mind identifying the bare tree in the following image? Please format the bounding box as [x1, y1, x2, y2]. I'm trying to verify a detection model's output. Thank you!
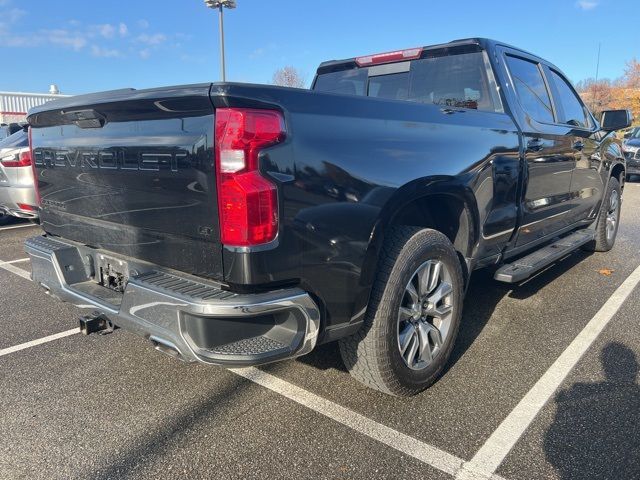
[272, 66, 306, 88]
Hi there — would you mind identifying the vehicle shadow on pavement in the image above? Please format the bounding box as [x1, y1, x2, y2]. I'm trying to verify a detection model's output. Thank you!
[444, 250, 592, 376]
[543, 342, 640, 480]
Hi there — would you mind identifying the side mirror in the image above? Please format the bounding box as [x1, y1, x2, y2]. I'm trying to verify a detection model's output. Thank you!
[600, 109, 632, 131]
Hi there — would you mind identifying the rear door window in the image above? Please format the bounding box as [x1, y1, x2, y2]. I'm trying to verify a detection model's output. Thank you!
[505, 55, 555, 124]
[548, 69, 590, 128]
[313, 68, 368, 96]
[314, 50, 503, 113]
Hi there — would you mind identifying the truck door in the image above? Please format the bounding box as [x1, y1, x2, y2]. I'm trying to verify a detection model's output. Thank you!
[501, 52, 576, 247]
[542, 66, 603, 224]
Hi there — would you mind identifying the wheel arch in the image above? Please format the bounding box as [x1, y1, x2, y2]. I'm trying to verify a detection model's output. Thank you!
[611, 161, 625, 184]
[360, 177, 480, 291]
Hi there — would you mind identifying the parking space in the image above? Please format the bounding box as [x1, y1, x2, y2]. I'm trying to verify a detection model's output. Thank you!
[499, 281, 640, 480]
[1, 185, 640, 480]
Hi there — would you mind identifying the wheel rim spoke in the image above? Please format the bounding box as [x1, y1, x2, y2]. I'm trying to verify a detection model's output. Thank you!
[399, 306, 417, 321]
[405, 331, 420, 365]
[428, 281, 452, 307]
[416, 261, 432, 296]
[416, 321, 434, 362]
[399, 323, 416, 355]
[427, 261, 441, 293]
[405, 281, 419, 305]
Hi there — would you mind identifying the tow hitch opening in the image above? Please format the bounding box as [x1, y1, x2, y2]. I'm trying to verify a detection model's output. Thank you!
[79, 312, 118, 335]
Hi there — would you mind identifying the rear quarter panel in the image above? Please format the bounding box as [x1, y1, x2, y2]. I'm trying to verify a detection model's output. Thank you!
[213, 84, 521, 334]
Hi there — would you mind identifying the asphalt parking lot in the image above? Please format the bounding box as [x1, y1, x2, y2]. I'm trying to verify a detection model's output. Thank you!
[1, 183, 640, 480]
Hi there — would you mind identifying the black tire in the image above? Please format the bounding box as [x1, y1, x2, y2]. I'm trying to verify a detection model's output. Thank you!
[338, 227, 464, 396]
[584, 177, 622, 252]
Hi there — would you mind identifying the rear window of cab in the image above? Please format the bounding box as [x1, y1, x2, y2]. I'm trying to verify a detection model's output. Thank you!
[314, 49, 503, 113]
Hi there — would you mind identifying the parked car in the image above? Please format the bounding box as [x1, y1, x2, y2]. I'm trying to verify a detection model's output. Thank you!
[25, 38, 630, 396]
[623, 126, 639, 139]
[0, 129, 38, 224]
[622, 127, 640, 180]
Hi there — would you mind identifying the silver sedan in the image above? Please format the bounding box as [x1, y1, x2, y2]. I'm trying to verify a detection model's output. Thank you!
[0, 129, 38, 224]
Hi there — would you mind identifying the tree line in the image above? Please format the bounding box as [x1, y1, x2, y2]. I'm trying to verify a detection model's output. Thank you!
[575, 58, 639, 124]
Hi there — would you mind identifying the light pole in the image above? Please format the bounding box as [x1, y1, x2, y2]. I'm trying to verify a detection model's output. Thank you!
[204, 0, 237, 81]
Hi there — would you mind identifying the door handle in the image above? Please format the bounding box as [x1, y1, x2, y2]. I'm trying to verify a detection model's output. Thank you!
[526, 138, 544, 152]
[573, 141, 585, 151]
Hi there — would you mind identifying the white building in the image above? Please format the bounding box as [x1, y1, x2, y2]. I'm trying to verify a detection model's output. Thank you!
[0, 86, 69, 124]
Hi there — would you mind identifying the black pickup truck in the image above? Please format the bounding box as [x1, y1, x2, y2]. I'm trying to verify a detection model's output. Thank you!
[25, 38, 631, 396]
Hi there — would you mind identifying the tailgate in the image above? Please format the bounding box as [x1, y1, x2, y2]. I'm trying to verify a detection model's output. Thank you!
[28, 84, 223, 280]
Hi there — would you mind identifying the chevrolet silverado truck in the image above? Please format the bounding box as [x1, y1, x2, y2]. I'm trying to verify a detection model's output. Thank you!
[25, 38, 631, 396]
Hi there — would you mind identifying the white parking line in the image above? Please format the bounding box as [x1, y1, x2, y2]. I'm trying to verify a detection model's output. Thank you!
[234, 367, 505, 480]
[458, 262, 640, 479]
[0, 328, 80, 357]
[0, 223, 40, 232]
[0, 257, 29, 264]
[0, 260, 30, 280]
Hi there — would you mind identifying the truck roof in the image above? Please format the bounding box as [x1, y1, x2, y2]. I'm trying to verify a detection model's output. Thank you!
[316, 38, 550, 75]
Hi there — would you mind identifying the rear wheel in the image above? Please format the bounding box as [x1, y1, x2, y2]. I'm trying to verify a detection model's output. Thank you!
[0, 212, 12, 226]
[584, 177, 621, 252]
[339, 227, 464, 396]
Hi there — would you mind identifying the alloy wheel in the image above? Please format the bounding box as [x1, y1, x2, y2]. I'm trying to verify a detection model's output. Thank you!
[397, 259, 454, 370]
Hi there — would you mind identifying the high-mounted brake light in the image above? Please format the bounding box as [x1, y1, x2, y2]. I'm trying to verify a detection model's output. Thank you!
[28, 128, 41, 207]
[355, 47, 423, 67]
[1, 151, 32, 168]
[215, 108, 285, 247]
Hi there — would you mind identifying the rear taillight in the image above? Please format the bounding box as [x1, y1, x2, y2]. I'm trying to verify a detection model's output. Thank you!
[215, 108, 285, 247]
[355, 47, 423, 66]
[1, 151, 32, 168]
[28, 128, 41, 207]
[17, 203, 37, 212]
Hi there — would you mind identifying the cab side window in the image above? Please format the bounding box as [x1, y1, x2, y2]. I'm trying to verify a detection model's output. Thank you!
[505, 55, 554, 124]
[548, 69, 590, 128]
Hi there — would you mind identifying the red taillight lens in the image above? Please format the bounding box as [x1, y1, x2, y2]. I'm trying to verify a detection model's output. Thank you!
[215, 108, 285, 247]
[355, 47, 423, 66]
[1, 151, 32, 168]
[17, 203, 37, 212]
[28, 128, 41, 207]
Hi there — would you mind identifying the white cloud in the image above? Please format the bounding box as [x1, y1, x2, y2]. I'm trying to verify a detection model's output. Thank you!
[576, 0, 598, 10]
[98, 23, 115, 38]
[0, 13, 187, 61]
[91, 45, 121, 58]
[45, 29, 87, 50]
[249, 42, 278, 60]
[7, 7, 25, 22]
[249, 47, 266, 60]
[136, 33, 166, 45]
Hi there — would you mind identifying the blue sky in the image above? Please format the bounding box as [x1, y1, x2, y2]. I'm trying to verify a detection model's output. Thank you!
[0, 0, 638, 95]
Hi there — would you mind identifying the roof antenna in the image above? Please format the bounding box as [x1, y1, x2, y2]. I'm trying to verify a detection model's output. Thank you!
[594, 42, 601, 108]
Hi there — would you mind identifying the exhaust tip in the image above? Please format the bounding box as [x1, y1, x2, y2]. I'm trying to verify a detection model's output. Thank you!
[149, 336, 186, 361]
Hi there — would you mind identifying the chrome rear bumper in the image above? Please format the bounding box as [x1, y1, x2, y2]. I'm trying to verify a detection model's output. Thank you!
[0, 184, 38, 218]
[25, 235, 320, 366]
